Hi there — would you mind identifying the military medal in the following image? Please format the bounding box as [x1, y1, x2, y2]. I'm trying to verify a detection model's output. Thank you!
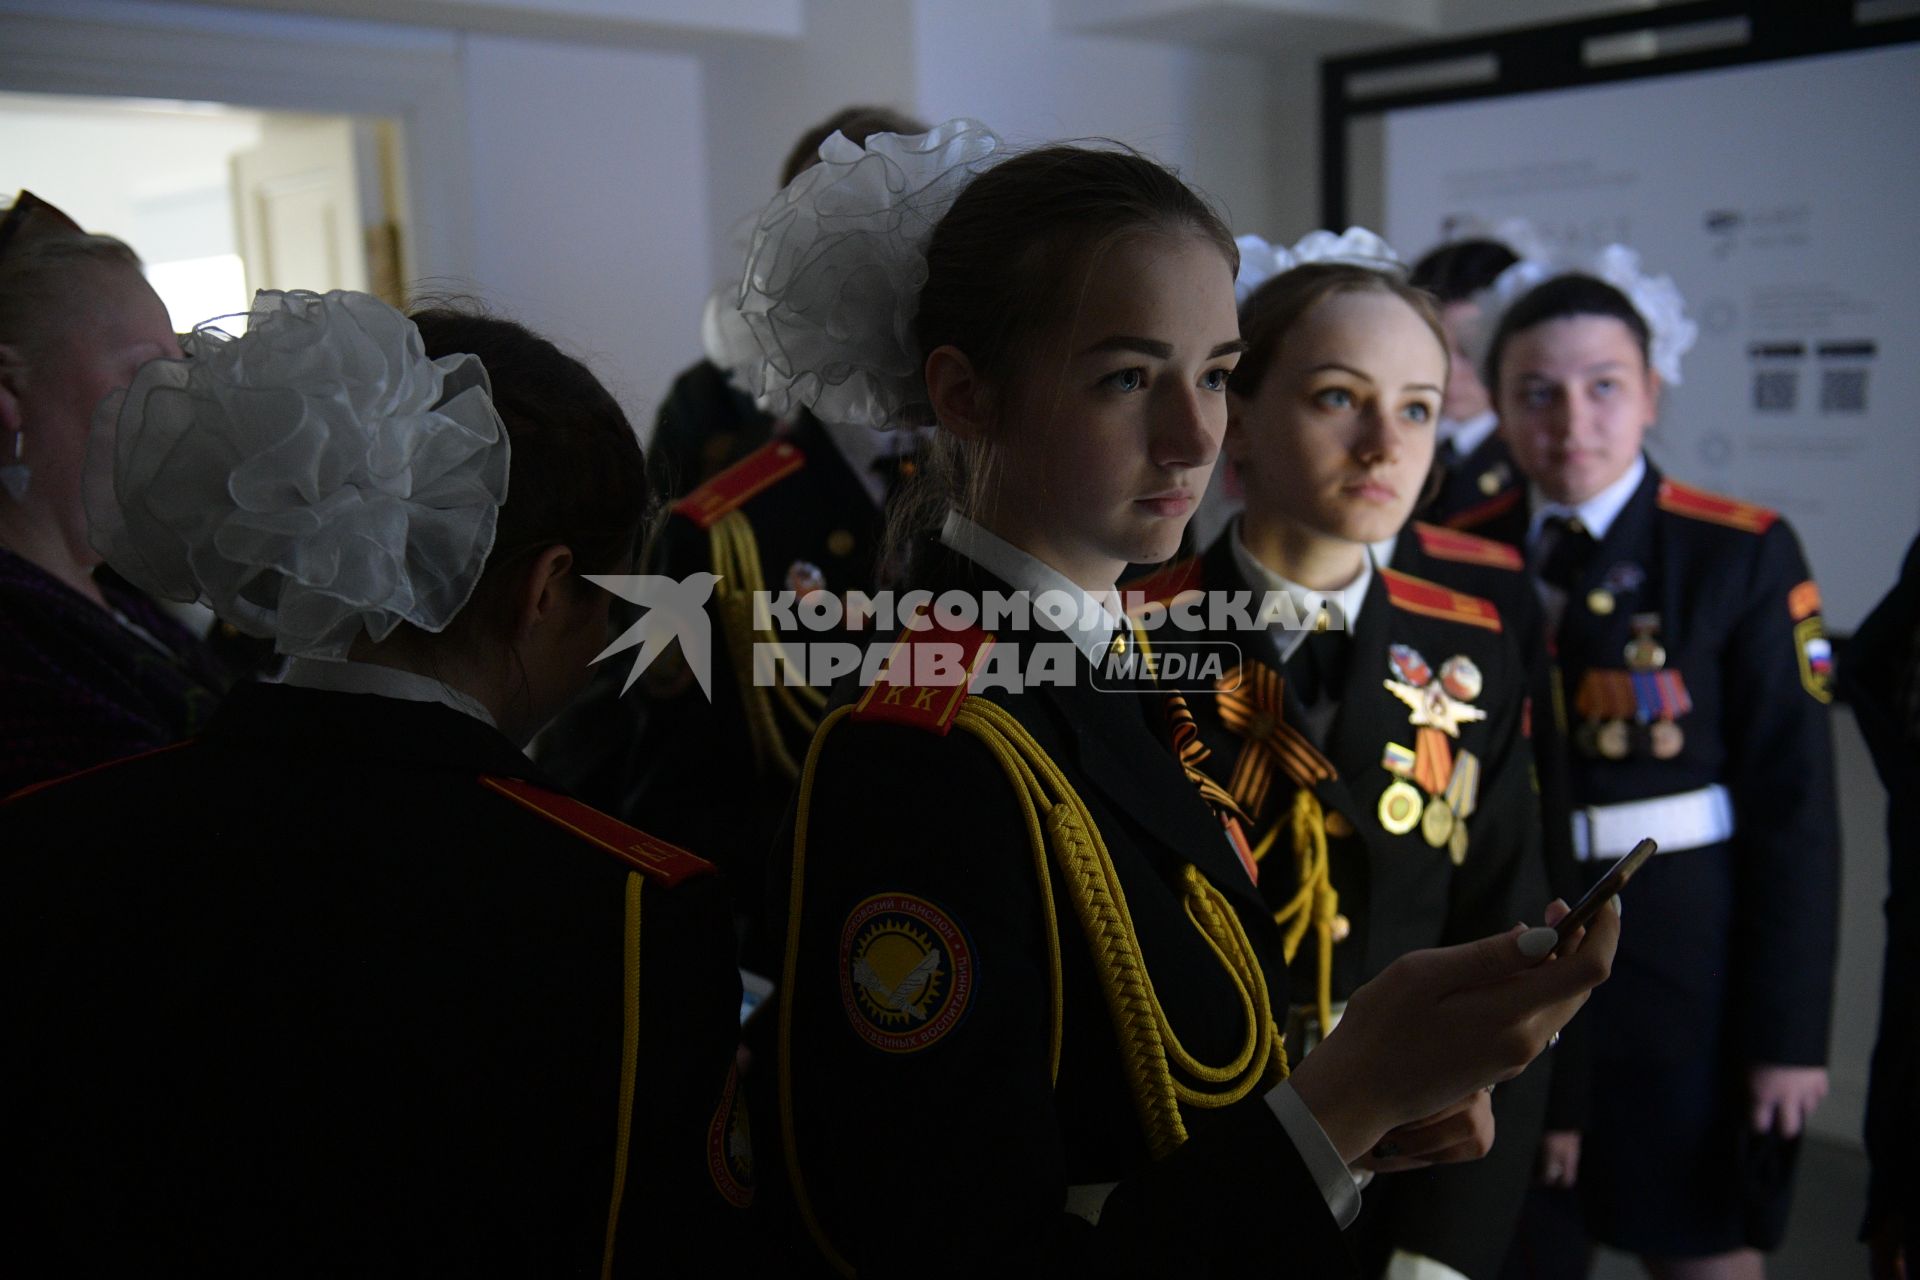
[1623, 613, 1667, 672]
[786, 559, 828, 597]
[1380, 646, 1486, 851]
[1379, 780, 1423, 835]
[1649, 719, 1685, 759]
[1596, 720, 1631, 759]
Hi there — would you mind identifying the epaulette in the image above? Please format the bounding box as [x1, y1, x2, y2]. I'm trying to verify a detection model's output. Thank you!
[670, 438, 805, 531]
[1443, 486, 1523, 532]
[479, 775, 716, 886]
[1411, 521, 1524, 571]
[850, 619, 995, 736]
[3, 740, 196, 804]
[1657, 478, 1778, 535]
[1125, 554, 1205, 606]
[1380, 568, 1503, 633]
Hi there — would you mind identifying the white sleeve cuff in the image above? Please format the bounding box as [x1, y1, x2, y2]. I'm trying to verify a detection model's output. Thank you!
[1265, 1079, 1364, 1229]
[1385, 1249, 1472, 1280]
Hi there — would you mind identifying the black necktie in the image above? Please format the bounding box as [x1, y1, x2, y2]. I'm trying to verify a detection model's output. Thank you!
[1539, 515, 1597, 591]
[1286, 619, 1348, 709]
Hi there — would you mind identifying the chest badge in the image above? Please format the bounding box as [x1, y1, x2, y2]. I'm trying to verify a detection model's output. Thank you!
[1572, 612, 1693, 760]
[1380, 645, 1485, 864]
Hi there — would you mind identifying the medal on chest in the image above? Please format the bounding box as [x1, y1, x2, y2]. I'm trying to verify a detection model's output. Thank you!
[1572, 612, 1693, 760]
[1380, 644, 1486, 864]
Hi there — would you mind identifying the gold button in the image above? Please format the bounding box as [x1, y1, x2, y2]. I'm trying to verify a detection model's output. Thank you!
[1478, 471, 1501, 495]
[1324, 811, 1354, 838]
[1587, 589, 1615, 616]
[1330, 914, 1352, 943]
[826, 529, 855, 558]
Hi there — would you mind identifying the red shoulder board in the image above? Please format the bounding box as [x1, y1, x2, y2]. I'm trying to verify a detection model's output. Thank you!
[1411, 521, 1524, 571]
[1657, 479, 1778, 534]
[479, 775, 715, 886]
[670, 438, 805, 530]
[1443, 486, 1523, 532]
[1126, 555, 1205, 606]
[850, 620, 995, 736]
[3, 739, 196, 804]
[1381, 568, 1503, 633]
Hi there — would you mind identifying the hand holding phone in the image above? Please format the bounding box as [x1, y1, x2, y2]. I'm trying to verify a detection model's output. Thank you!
[1553, 837, 1656, 956]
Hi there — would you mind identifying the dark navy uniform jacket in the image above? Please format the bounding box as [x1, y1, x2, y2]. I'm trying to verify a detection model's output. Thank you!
[1133, 531, 1549, 1280]
[1840, 533, 1920, 1248]
[644, 356, 777, 502]
[547, 412, 885, 956]
[3, 683, 751, 1277]
[769, 546, 1354, 1277]
[1387, 522, 1590, 1133]
[1424, 432, 1526, 541]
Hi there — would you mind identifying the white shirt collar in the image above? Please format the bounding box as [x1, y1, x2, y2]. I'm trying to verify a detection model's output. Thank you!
[824, 419, 930, 508]
[1229, 517, 1371, 662]
[938, 510, 1122, 667]
[1369, 531, 1400, 570]
[1440, 410, 1499, 457]
[1527, 452, 1647, 548]
[281, 657, 500, 731]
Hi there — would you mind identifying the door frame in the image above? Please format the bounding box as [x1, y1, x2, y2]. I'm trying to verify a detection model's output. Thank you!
[0, 0, 475, 286]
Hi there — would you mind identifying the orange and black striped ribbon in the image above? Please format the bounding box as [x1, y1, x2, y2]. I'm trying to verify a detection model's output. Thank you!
[1214, 662, 1337, 818]
[1165, 691, 1251, 826]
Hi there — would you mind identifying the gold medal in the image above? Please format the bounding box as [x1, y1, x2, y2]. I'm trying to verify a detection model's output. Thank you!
[1379, 780, 1423, 835]
[1624, 613, 1667, 671]
[826, 528, 856, 558]
[1596, 720, 1631, 759]
[1587, 589, 1615, 616]
[1448, 820, 1469, 865]
[1325, 810, 1355, 838]
[1649, 720, 1685, 759]
[1421, 793, 1455, 848]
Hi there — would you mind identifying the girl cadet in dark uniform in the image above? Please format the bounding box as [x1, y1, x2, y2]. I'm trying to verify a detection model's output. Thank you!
[1477, 252, 1839, 1280]
[2, 293, 752, 1276]
[1129, 232, 1551, 1280]
[715, 122, 1618, 1277]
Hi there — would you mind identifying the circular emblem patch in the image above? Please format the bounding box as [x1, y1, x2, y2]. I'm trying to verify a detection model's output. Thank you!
[838, 893, 975, 1054]
[705, 1060, 754, 1208]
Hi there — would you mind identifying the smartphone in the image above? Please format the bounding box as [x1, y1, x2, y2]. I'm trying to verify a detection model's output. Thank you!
[1553, 836, 1657, 955]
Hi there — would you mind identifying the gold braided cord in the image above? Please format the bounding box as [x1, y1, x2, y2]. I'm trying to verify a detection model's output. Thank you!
[708, 513, 825, 781]
[600, 872, 644, 1280]
[1266, 789, 1339, 1036]
[955, 699, 1283, 1154]
[779, 705, 861, 1279]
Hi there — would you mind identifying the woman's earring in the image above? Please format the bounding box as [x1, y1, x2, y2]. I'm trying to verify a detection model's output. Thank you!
[0, 431, 29, 501]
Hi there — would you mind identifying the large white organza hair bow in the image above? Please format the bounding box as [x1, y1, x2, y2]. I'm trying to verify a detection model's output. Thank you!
[708, 117, 1005, 431]
[1233, 226, 1401, 305]
[1471, 243, 1699, 385]
[86, 289, 511, 659]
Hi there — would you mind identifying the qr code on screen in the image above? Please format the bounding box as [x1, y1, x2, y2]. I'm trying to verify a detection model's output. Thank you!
[1820, 369, 1868, 414]
[1752, 370, 1796, 412]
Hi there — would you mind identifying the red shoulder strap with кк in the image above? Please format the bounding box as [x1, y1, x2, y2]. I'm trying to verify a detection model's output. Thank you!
[478, 775, 716, 886]
[850, 620, 995, 736]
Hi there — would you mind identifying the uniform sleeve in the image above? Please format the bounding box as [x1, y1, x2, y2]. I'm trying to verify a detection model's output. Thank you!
[778, 717, 1352, 1276]
[619, 870, 758, 1274]
[1720, 522, 1841, 1066]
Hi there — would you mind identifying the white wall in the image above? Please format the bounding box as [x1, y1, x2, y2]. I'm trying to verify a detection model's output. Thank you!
[458, 33, 710, 431]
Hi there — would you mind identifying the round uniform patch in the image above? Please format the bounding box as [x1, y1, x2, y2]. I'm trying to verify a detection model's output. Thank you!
[706, 1060, 754, 1208]
[838, 893, 975, 1053]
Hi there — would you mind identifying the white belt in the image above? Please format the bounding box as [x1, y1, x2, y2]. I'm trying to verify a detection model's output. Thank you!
[1571, 783, 1734, 861]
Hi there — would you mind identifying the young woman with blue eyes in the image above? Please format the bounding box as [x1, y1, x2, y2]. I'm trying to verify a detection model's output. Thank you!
[1134, 256, 1555, 1279]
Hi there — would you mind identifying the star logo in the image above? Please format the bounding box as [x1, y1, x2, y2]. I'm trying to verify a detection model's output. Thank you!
[585, 572, 722, 700]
